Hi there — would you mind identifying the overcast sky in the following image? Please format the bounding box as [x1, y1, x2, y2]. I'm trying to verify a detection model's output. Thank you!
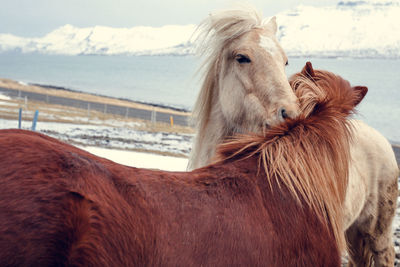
[1, 0, 340, 37]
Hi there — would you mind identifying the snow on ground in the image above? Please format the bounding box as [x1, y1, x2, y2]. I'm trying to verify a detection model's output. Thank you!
[37, 121, 193, 156]
[0, 117, 190, 171]
[0, 118, 193, 156]
[80, 146, 188, 171]
[0, 94, 11, 100]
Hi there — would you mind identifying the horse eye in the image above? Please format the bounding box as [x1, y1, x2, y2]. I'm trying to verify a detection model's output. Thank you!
[235, 54, 251, 64]
[285, 60, 289, 66]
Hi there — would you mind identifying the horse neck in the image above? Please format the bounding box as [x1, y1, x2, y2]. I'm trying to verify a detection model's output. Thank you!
[188, 104, 230, 170]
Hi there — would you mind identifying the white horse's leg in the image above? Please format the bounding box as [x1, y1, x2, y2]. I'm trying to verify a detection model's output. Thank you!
[345, 174, 397, 267]
[344, 179, 376, 267]
[369, 177, 397, 267]
[346, 224, 374, 266]
[346, 177, 397, 267]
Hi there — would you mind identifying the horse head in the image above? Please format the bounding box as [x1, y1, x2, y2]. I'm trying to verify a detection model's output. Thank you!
[217, 18, 300, 131]
[194, 6, 299, 133]
[189, 6, 300, 169]
[291, 62, 368, 117]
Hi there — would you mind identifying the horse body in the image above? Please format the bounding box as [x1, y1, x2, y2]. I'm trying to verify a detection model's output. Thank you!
[0, 130, 339, 267]
[0, 131, 148, 266]
[344, 120, 398, 267]
[0, 61, 368, 266]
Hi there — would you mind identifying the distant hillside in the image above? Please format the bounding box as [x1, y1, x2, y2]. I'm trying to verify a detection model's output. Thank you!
[0, 0, 399, 58]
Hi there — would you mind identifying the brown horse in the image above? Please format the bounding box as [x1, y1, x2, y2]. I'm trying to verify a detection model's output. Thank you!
[0, 64, 366, 266]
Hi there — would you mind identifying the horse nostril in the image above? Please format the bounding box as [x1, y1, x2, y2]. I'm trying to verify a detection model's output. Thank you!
[280, 108, 288, 119]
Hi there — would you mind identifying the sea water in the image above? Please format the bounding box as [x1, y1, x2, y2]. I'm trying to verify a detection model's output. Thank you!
[0, 53, 399, 143]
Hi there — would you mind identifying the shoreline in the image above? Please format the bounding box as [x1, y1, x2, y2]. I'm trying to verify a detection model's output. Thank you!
[0, 77, 191, 127]
[0, 78, 191, 116]
[29, 82, 190, 113]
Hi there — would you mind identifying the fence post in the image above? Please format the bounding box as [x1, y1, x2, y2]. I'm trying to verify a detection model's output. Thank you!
[151, 109, 157, 124]
[125, 107, 129, 118]
[170, 116, 174, 127]
[18, 108, 22, 129]
[31, 110, 39, 131]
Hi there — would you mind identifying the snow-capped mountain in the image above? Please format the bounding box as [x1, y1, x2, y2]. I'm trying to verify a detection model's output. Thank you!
[0, 24, 196, 56]
[0, 0, 399, 58]
[277, 0, 400, 58]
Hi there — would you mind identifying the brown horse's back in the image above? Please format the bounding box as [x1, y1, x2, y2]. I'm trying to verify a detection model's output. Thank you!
[0, 129, 152, 266]
[0, 129, 340, 266]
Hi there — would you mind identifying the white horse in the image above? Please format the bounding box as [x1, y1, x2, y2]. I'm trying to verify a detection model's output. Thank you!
[344, 120, 398, 267]
[292, 63, 398, 267]
[188, 7, 399, 267]
[187, 6, 300, 170]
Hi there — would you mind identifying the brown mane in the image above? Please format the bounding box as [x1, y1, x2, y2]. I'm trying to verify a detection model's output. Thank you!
[214, 63, 367, 252]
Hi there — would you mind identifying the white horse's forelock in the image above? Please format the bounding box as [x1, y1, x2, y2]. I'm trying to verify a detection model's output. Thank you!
[259, 35, 278, 56]
[194, 6, 263, 57]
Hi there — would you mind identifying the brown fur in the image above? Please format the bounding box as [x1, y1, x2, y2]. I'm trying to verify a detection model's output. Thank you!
[0, 129, 339, 266]
[0, 63, 366, 266]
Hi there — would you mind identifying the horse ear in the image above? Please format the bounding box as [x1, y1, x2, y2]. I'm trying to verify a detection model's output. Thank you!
[352, 86, 368, 106]
[264, 16, 277, 34]
[301, 61, 316, 79]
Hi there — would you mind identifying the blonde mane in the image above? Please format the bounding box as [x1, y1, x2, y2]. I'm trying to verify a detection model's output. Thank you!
[192, 6, 266, 143]
[214, 70, 361, 252]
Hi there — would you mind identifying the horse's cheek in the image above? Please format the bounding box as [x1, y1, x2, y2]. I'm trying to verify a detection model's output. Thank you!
[243, 94, 266, 123]
[219, 84, 245, 122]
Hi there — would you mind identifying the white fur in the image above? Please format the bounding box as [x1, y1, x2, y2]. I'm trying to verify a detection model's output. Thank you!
[188, 7, 299, 170]
[259, 35, 277, 56]
[344, 120, 398, 266]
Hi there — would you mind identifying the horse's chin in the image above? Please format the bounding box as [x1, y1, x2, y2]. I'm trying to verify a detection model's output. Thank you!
[232, 121, 270, 135]
[249, 122, 270, 134]
[264, 115, 287, 129]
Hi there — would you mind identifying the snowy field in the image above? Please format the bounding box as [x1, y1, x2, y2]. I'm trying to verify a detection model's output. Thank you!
[81, 146, 188, 171]
[0, 117, 191, 171]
